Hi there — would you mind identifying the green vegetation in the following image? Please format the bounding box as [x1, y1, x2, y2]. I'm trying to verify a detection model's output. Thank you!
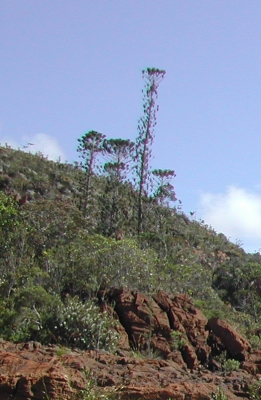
[212, 388, 228, 400]
[0, 68, 261, 355]
[74, 370, 122, 400]
[135, 67, 166, 234]
[0, 137, 261, 348]
[249, 378, 261, 399]
[170, 330, 186, 350]
[222, 359, 240, 373]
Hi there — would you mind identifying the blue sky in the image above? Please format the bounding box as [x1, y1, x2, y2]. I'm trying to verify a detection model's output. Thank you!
[1, 1, 261, 252]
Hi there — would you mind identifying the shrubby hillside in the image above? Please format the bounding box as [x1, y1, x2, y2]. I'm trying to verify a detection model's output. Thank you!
[0, 142, 261, 352]
[0, 69, 260, 355]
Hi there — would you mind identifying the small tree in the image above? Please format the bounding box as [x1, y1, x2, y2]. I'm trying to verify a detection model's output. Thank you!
[103, 138, 135, 182]
[135, 68, 166, 235]
[100, 138, 135, 235]
[46, 233, 159, 296]
[77, 131, 105, 217]
[152, 169, 176, 206]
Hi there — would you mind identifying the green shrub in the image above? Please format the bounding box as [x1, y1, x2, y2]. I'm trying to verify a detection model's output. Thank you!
[73, 369, 121, 400]
[171, 330, 186, 350]
[249, 335, 261, 350]
[249, 378, 261, 399]
[212, 387, 228, 400]
[47, 234, 159, 296]
[223, 358, 240, 372]
[50, 296, 119, 351]
[9, 286, 60, 343]
[55, 346, 69, 357]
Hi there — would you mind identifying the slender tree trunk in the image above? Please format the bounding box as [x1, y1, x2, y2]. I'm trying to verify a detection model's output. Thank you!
[135, 68, 166, 235]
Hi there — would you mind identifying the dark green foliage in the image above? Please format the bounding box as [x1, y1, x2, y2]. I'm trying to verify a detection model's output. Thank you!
[100, 138, 135, 236]
[213, 261, 261, 321]
[46, 234, 159, 297]
[152, 169, 176, 206]
[0, 192, 18, 228]
[102, 138, 134, 182]
[10, 286, 58, 342]
[0, 192, 20, 259]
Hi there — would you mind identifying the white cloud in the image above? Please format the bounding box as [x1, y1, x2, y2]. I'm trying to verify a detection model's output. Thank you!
[198, 186, 261, 253]
[24, 133, 67, 161]
[0, 133, 67, 162]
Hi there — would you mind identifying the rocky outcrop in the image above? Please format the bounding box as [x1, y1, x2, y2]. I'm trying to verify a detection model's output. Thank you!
[107, 289, 174, 359]
[107, 289, 210, 369]
[207, 317, 251, 361]
[0, 289, 261, 399]
[0, 340, 257, 400]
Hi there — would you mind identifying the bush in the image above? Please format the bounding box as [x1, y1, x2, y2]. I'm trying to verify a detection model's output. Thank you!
[249, 335, 261, 350]
[49, 296, 119, 351]
[249, 378, 261, 399]
[212, 387, 228, 400]
[8, 286, 60, 343]
[223, 359, 240, 372]
[171, 330, 186, 350]
[47, 234, 159, 296]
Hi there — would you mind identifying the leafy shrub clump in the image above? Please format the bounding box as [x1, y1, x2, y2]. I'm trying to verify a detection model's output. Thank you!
[249, 335, 261, 350]
[47, 234, 159, 296]
[222, 358, 240, 372]
[212, 387, 228, 400]
[50, 296, 119, 352]
[249, 378, 261, 399]
[171, 330, 186, 350]
[74, 369, 122, 400]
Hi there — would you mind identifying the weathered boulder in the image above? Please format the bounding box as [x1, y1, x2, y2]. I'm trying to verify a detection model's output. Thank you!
[170, 294, 209, 351]
[107, 288, 174, 358]
[153, 292, 210, 367]
[207, 318, 251, 360]
[105, 303, 130, 351]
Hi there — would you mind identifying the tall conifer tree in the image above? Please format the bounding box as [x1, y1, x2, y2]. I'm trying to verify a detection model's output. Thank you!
[135, 68, 166, 234]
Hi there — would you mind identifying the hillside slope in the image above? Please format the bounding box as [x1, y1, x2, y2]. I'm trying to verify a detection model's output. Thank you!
[0, 145, 261, 349]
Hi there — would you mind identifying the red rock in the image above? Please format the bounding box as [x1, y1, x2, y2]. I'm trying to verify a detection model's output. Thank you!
[107, 289, 173, 358]
[0, 291, 258, 399]
[207, 318, 251, 360]
[167, 294, 210, 364]
[118, 381, 240, 400]
[242, 350, 261, 374]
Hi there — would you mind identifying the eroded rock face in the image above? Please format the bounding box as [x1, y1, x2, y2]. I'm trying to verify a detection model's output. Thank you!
[107, 288, 174, 359]
[165, 293, 210, 368]
[107, 289, 211, 369]
[207, 317, 251, 360]
[0, 290, 260, 399]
